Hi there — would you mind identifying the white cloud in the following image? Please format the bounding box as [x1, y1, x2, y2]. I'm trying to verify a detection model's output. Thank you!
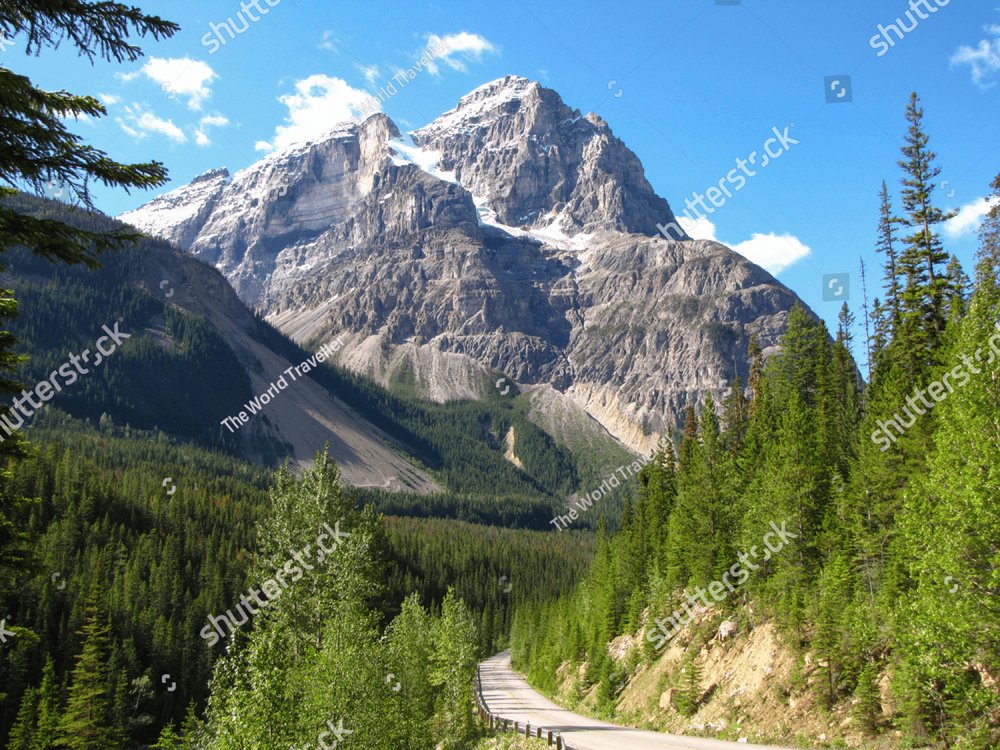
[98, 93, 120, 106]
[729, 233, 812, 276]
[255, 75, 376, 153]
[424, 32, 498, 76]
[116, 106, 187, 143]
[674, 213, 810, 275]
[193, 114, 230, 147]
[944, 195, 1000, 238]
[678, 215, 718, 241]
[356, 64, 380, 87]
[951, 24, 1000, 88]
[121, 56, 218, 110]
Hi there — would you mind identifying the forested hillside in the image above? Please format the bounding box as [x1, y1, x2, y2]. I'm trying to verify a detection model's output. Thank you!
[1, 193, 630, 530]
[511, 100, 999, 750]
[0, 413, 594, 747]
[1, 3, 995, 749]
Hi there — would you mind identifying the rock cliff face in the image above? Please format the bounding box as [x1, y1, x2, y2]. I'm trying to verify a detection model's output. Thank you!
[412, 75, 681, 237]
[119, 75, 802, 454]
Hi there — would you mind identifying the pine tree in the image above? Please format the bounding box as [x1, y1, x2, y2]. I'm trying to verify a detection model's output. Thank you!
[944, 254, 970, 321]
[895, 92, 956, 372]
[876, 180, 903, 331]
[34, 657, 62, 749]
[721, 375, 750, 455]
[178, 701, 203, 749]
[54, 600, 125, 749]
[151, 722, 181, 750]
[747, 335, 765, 412]
[676, 647, 702, 717]
[854, 661, 882, 733]
[6, 687, 39, 750]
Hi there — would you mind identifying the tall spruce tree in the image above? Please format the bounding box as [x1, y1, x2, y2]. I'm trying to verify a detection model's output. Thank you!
[54, 599, 125, 749]
[895, 93, 955, 373]
[895, 177, 1000, 745]
[876, 180, 903, 332]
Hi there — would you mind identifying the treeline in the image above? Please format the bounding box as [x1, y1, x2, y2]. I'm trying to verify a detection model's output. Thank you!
[0, 414, 594, 747]
[252, 313, 582, 501]
[4, 195, 599, 522]
[2, 199, 253, 451]
[0, 411, 270, 747]
[512, 95, 999, 748]
[384, 516, 593, 654]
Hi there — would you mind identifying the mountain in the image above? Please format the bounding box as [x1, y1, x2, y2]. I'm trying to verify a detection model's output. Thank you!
[119, 75, 803, 453]
[8, 195, 628, 510]
[3, 194, 438, 491]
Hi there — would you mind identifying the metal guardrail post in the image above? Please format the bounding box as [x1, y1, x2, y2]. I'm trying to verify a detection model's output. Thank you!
[476, 661, 572, 749]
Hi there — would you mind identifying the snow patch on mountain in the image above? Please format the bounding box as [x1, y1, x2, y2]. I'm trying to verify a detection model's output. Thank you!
[118, 168, 230, 248]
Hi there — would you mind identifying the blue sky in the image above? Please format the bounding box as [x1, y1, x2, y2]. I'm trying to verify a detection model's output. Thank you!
[3, 0, 999, 359]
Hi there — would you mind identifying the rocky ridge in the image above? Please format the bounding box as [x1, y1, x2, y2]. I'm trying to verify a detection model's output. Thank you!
[119, 75, 801, 454]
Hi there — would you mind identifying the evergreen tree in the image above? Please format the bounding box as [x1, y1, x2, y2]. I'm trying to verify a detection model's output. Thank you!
[0, 0, 177, 686]
[895, 93, 955, 372]
[895, 175, 1000, 746]
[876, 180, 903, 331]
[53, 598, 125, 749]
[6, 686, 38, 750]
[853, 661, 882, 733]
[151, 722, 181, 750]
[944, 254, 970, 320]
[676, 647, 702, 717]
[34, 657, 62, 749]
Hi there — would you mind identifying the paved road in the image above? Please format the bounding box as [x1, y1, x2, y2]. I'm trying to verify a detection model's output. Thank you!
[479, 651, 793, 750]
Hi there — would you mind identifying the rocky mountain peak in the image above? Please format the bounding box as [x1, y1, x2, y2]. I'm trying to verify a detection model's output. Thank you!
[413, 76, 683, 238]
[453, 74, 539, 108]
[117, 76, 805, 454]
[191, 167, 230, 184]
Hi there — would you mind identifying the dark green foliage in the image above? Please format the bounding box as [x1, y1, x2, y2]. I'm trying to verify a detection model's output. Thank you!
[0, 411, 269, 745]
[253, 313, 582, 502]
[383, 516, 592, 655]
[53, 598, 124, 749]
[2, 195, 254, 450]
[0, 411, 594, 745]
[675, 648, 702, 717]
[511, 103, 998, 748]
